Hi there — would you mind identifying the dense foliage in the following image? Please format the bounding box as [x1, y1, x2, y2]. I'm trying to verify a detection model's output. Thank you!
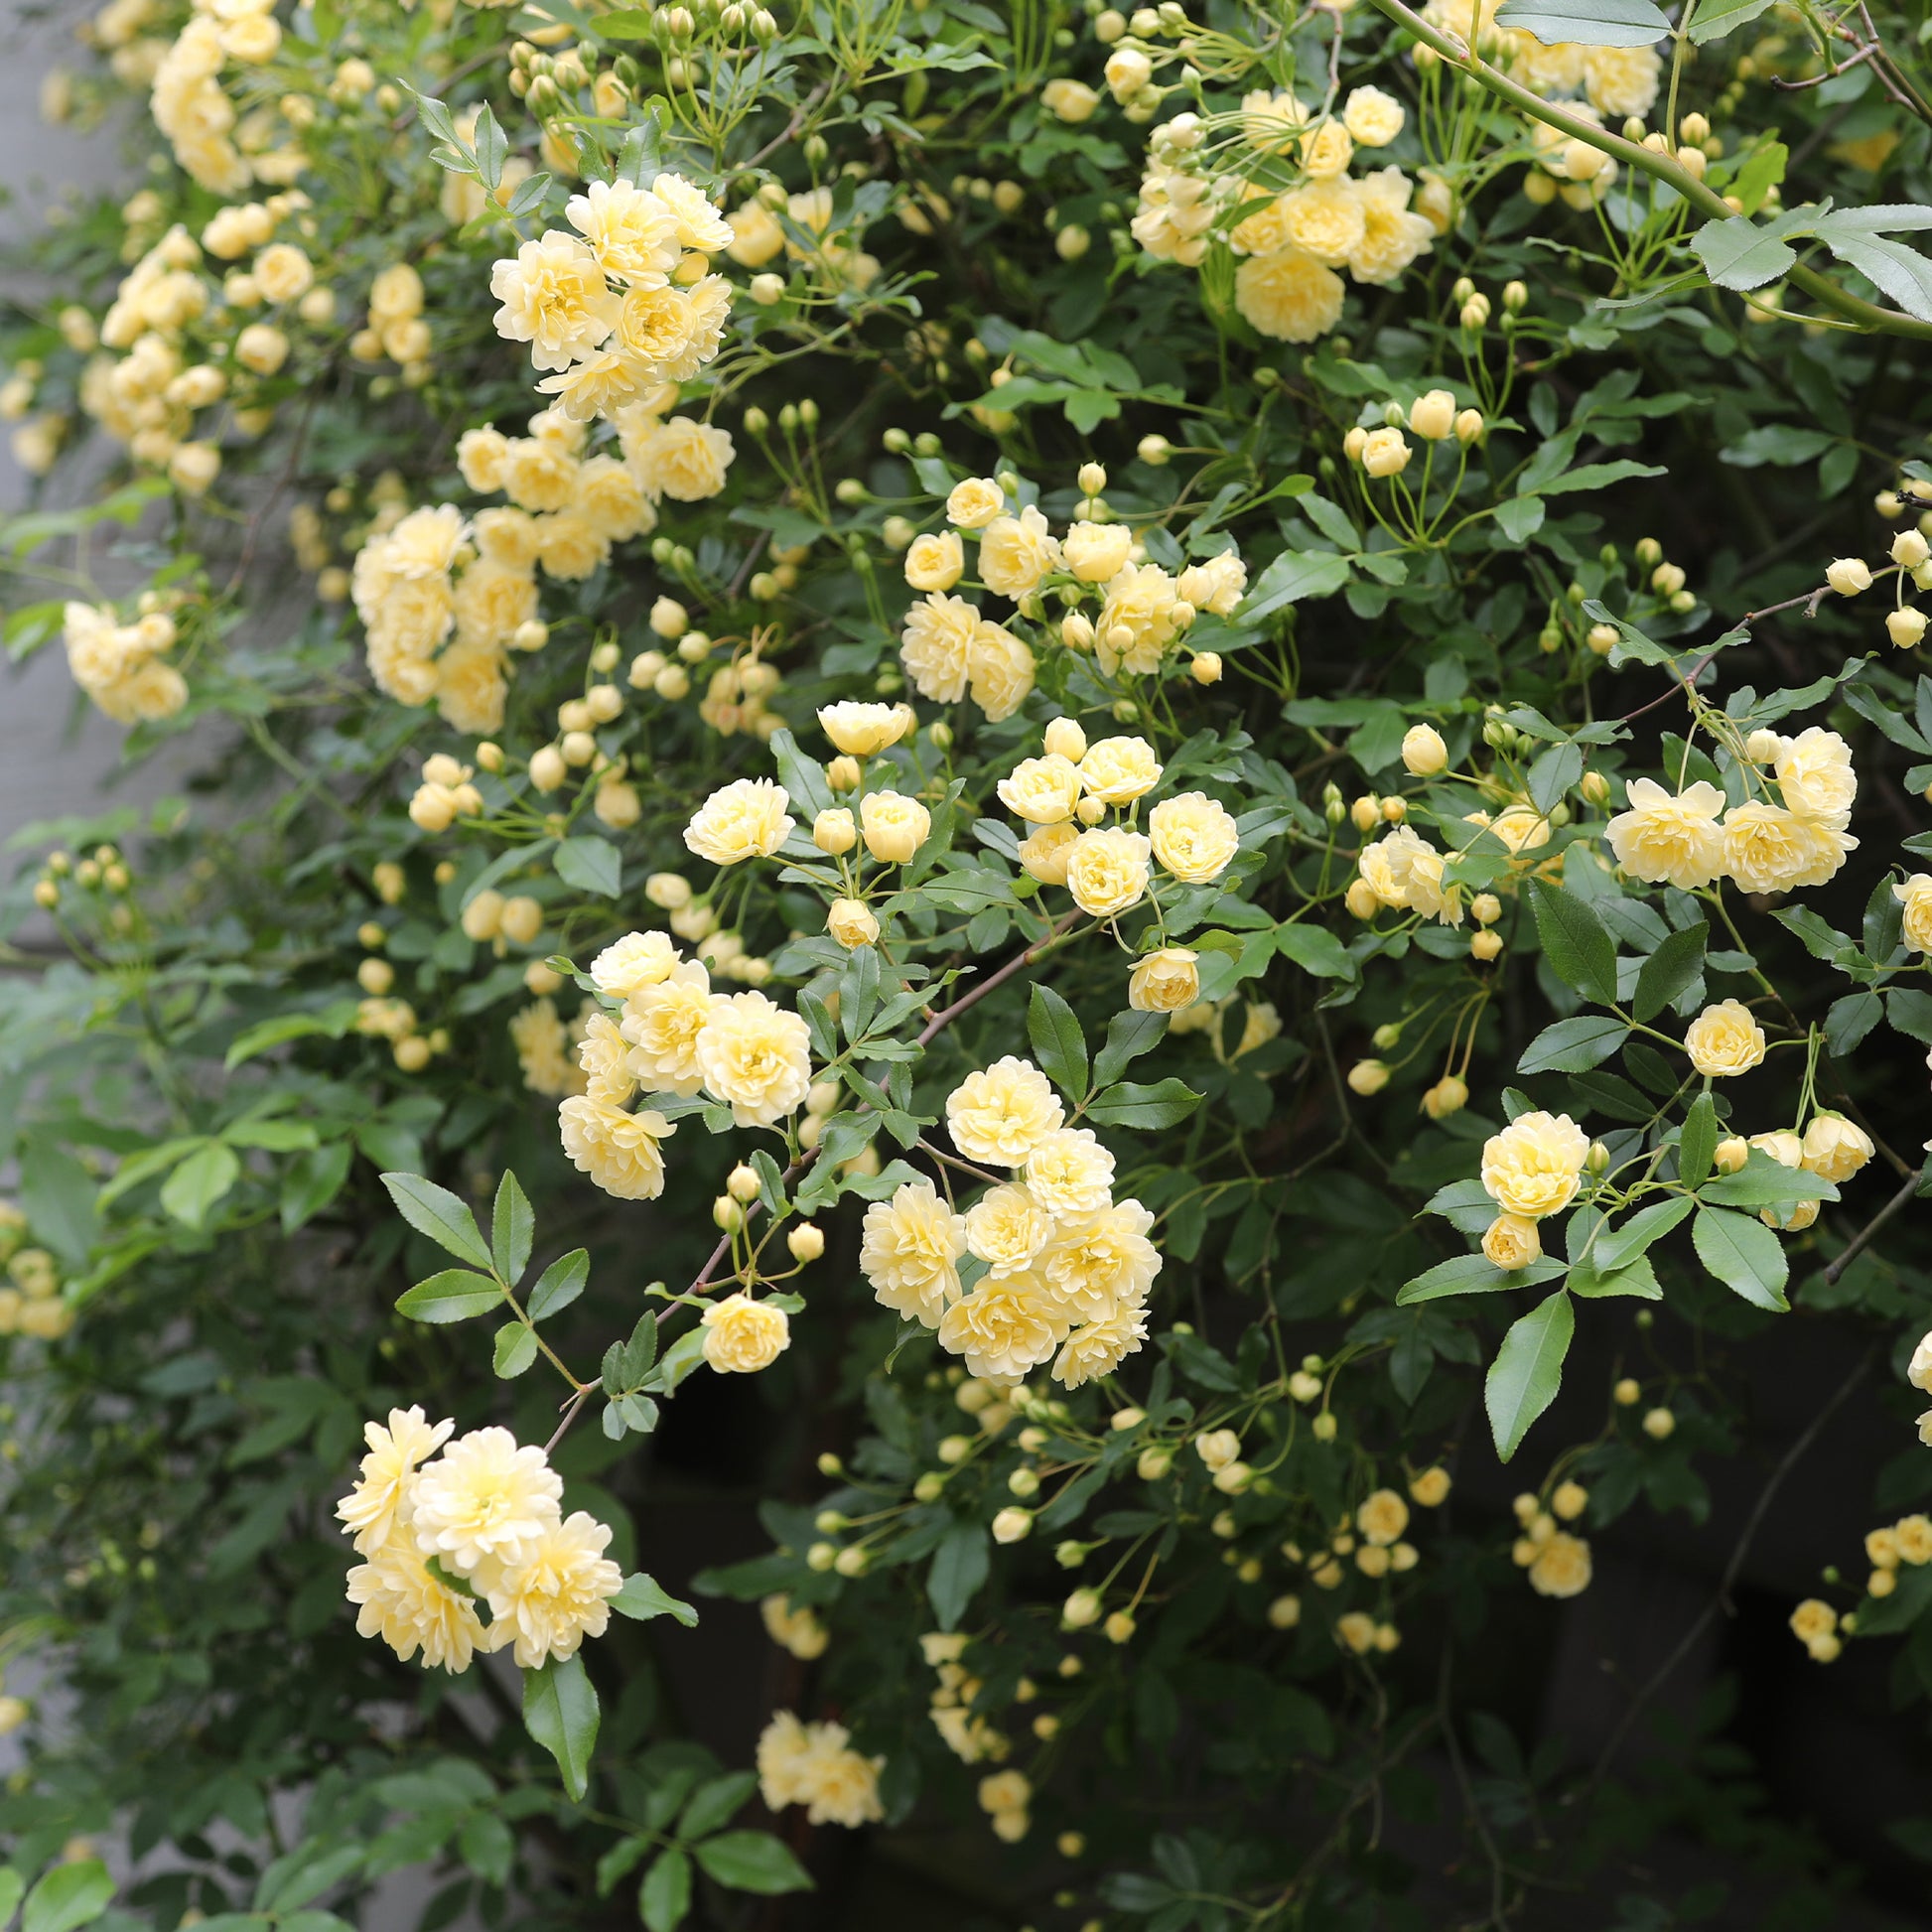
[7, 0, 1932, 1927]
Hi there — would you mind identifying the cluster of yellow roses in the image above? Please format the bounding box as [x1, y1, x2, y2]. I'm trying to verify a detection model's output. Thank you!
[487, 173, 735, 425]
[0, 1209, 75, 1343]
[60, 599, 191, 726]
[1606, 730, 1859, 897]
[756, 1710, 885, 1829]
[553, 926, 813, 1200]
[1130, 85, 1442, 344]
[340, 1408, 622, 1674]
[897, 464, 1246, 717]
[860, 1056, 1158, 1394]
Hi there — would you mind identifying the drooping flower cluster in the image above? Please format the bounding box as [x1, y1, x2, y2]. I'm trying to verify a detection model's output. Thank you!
[1127, 95, 1440, 345]
[488, 173, 735, 423]
[553, 926, 815, 1201]
[756, 1711, 886, 1828]
[1607, 730, 1860, 897]
[860, 1057, 1158, 1389]
[339, 1411, 623, 1673]
[896, 465, 1246, 718]
[60, 600, 189, 725]
[1478, 1110, 1591, 1271]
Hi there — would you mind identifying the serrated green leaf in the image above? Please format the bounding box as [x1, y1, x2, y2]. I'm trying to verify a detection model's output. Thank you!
[1027, 982, 1088, 1101]
[528, 1248, 590, 1320]
[492, 1171, 533, 1284]
[1494, 0, 1667, 44]
[1485, 1291, 1574, 1462]
[523, 1653, 599, 1801]
[692, 1832, 812, 1896]
[396, 1270, 501, 1323]
[492, 1321, 538, 1378]
[381, 1173, 496, 1272]
[1692, 1205, 1789, 1311]
[1529, 879, 1618, 1006]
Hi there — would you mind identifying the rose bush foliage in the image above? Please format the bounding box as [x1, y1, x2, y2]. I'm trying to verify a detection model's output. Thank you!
[7, 0, 1932, 1926]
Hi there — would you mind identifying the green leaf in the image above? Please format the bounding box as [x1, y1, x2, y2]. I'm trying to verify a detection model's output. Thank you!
[528, 1248, 590, 1319]
[1566, 1253, 1663, 1300]
[1397, 1254, 1566, 1304]
[1028, 983, 1088, 1102]
[22, 1862, 115, 1932]
[1826, 989, 1883, 1057]
[766, 728, 833, 819]
[1689, 0, 1775, 42]
[554, 834, 622, 898]
[1692, 214, 1798, 292]
[611, 1572, 698, 1625]
[23, 1140, 100, 1263]
[396, 1269, 501, 1323]
[1632, 921, 1707, 1023]
[1085, 1078, 1203, 1129]
[1494, 0, 1668, 44]
[1517, 1016, 1628, 1075]
[160, 1141, 241, 1230]
[1274, 922, 1358, 980]
[1494, 496, 1544, 543]
[1484, 1291, 1575, 1462]
[491, 1171, 534, 1283]
[1529, 879, 1618, 1006]
[1817, 228, 1932, 324]
[1241, 548, 1351, 623]
[0, 1869, 23, 1929]
[691, 1832, 813, 1896]
[1698, 1157, 1835, 1208]
[1692, 1205, 1789, 1311]
[523, 1653, 600, 1801]
[928, 1520, 990, 1630]
[1092, 1008, 1169, 1087]
[380, 1172, 496, 1272]
[222, 1117, 317, 1153]
[223, 1002, 360, 1069]
[1679, 1092, 1719, 1187]
[1539, 461, 1668, 497]
[492, 1321, 539, 1378]
[639, 1848, 692, 1932]
[1591, 1196, 1695, 1271]
[679, 1771, 758, 1842]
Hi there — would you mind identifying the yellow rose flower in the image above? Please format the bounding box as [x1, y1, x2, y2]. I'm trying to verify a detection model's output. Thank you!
[1234, 246, 1345, 344]
[860, 788, 931, 863]
[1684, 999, 1765, 1078]
[695, 989, 812, 1126]
[1148, 791, 1239, 883]
[1025, 1127, 1116, 1216]
[860, 1178, 967, 1325]
[946, 477, 1006, 529]
[1019, 821, 1079, 885]
[938, 1280, 1066, 1381]
[1128, 947, 1199, 1013]
[964, 1183, 1053, 1278]
[1078, 735, 1163, 805]
[1528, 1532, 1592, 1598]
[899, 591, 978, 703]
[480, 1510, 624, 1669]
[1480, 1110, 1588, 1219]
[631, 416, 735, 500]
[591, 930, 679, 999]
[826, 897, 881, 948]
[1481, 1211, 1543, 1271]
[979, 505, 1061, 599]
[818, 700, 909, 757]
[701, 1292, 791, 1372]
[1066, 827, 1152, 918]
[559, 1097, 676, 1198]
[1896, 873, 1932, 951]
[1606, 777, 1725, 890]
[488, 232, 617, 372]
[1774, 726, 1857, 822]
[1348, 167, 1437, 285]
[1355, 1488, 1410, 1546]
[1062, 520, 1134, 583]
[904, 530, 965, 593]
[947, 1056, 1064, 1167]
[998, 754, 1084, 824]
[1342, 84, 1405, 147]
[1722, 800, 1856, 893]
[967, 622, 1036, 722]
[1281, 179, 1365, 266]
[685, 777, 794, 865]
[1801, 1111, 1872, 1182]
